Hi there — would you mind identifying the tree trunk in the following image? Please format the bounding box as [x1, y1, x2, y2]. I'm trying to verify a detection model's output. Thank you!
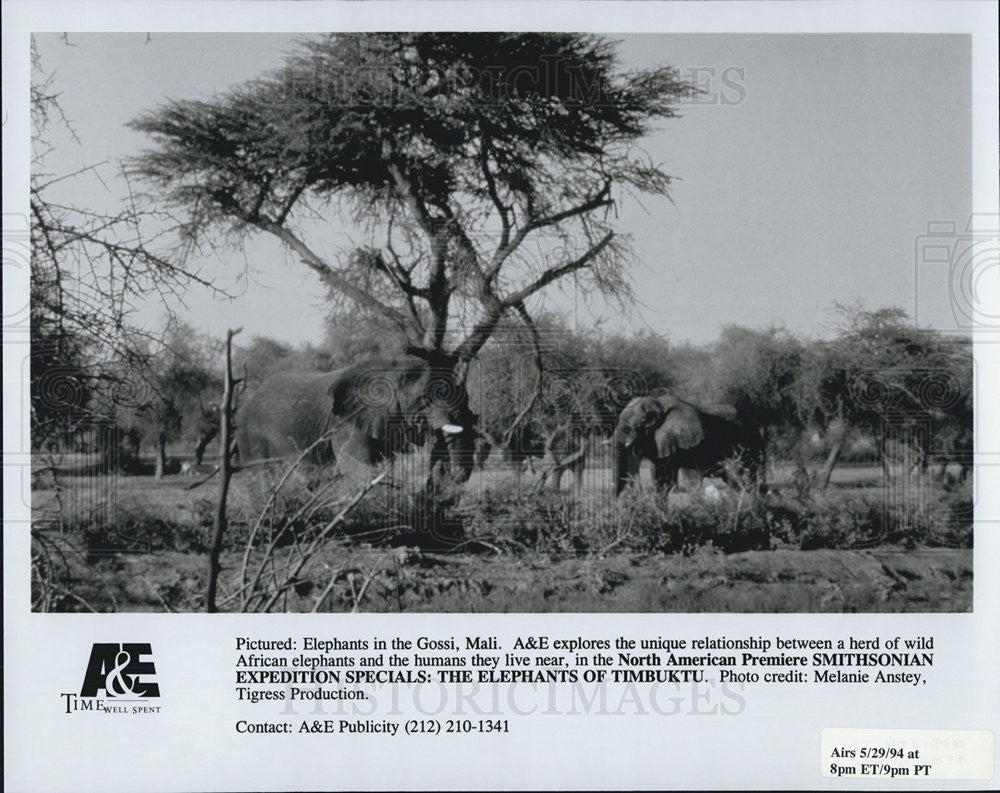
[758, 427, 769, 494]
[817, 439, 843, 490]
[207, 328, 242, 613]
[127, 429, 141, 471]
[100, 424, 119, 474]
[194, 429, 217, 466]
[155, 434, 167, 479]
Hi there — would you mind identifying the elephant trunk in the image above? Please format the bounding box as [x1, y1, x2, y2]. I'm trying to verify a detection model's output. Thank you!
[450, 433, 476, 482]
[614, 441, 631, 496]
[433, 429, 476, 485]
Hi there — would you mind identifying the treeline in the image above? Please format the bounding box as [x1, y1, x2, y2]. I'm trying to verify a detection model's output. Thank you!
[468, 305, 971, 484]
[31, 303, 972, 484]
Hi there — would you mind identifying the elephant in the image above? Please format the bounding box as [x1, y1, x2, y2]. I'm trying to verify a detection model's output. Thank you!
[235, 356, 478, 488]
[613, 392, 763, 496]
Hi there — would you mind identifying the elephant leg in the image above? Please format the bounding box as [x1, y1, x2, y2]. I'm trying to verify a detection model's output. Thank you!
[630, 456, 642, 487]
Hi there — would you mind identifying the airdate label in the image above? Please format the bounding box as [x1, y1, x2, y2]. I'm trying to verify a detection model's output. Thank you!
[822, 728, 994, 780]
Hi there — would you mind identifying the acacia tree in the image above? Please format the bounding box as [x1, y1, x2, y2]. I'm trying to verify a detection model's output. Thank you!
[794, 306, 972, 488]
[129, 34, 693, 388]
[711, 325, 804, 474]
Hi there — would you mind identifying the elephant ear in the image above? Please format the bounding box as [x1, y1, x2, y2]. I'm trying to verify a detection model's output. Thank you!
[328, 368, 401, 440]
[654, 402, 705, 457]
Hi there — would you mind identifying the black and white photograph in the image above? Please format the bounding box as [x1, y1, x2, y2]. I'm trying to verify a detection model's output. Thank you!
[23, 29, 978, 614]
[4, 2, 999, 791]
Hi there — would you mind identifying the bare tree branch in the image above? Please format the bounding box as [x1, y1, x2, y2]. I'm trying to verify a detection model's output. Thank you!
[479, 137, 511, 252]
[504, 231, 615, 308]
[484, 179, 613, 283]
[255, 219, 414, 334]
[385, 158, 435, 237]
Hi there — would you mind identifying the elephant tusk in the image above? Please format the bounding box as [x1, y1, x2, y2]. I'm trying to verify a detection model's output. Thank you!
[441, 424, 464, 435]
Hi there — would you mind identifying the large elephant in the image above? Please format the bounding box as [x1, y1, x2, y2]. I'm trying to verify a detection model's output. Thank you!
[235, 356, 478, 486]
[613, 393, 763, 496]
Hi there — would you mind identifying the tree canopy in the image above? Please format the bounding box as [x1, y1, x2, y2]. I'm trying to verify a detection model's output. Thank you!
[129, 33, 693, 376]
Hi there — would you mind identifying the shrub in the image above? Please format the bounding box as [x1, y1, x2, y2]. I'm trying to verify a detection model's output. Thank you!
[462, 484, 601, 554]
[229, 463, 470, 552]
[764, 482, 972, 550]
[619, 489, 770, 554]
[460, 478, 971, 556]
[461, 483, 771, 555]
[66, 498, 212, 556]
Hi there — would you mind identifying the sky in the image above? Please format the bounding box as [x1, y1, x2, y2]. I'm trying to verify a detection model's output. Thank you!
[31, 32, 973, 348]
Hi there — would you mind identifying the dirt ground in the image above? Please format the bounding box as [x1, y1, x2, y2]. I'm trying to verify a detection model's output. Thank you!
[93, 545, 969, 613]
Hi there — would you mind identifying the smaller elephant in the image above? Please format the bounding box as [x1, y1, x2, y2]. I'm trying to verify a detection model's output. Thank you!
[614, 393, 763, 496]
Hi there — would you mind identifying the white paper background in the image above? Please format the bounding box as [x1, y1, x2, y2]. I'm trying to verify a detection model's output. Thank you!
[4, 2, 999, 791]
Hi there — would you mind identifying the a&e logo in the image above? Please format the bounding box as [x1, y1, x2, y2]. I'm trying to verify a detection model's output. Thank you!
[62, 643, 161, 715]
